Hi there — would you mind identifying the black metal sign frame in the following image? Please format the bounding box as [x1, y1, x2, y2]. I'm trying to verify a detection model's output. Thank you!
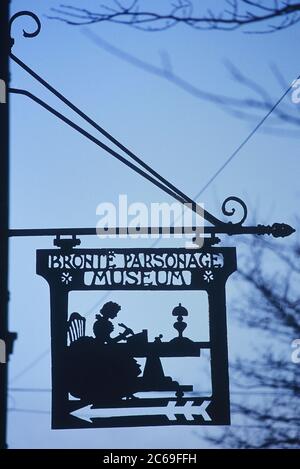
[37, 246, 236, 429]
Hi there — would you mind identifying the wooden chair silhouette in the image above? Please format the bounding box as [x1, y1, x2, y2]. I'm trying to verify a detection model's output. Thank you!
[67, 312, 86, 344]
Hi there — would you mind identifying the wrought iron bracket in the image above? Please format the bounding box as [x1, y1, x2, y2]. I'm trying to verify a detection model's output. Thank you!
[8, 11, 296, 243]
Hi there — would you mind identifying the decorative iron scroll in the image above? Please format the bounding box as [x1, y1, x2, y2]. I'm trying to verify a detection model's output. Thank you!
[221, 197, 248, 225]
[37, 246, 236, 428]
[9, 10, 41, 46]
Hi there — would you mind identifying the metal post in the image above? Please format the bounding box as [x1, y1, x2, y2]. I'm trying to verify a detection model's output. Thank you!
[0, 0, 11, 450]
[208, 284, 231, 424]
[49, 289, 69, 429]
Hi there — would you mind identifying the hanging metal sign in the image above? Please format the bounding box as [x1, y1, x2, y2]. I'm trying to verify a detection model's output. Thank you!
[37, 245, 236, 428]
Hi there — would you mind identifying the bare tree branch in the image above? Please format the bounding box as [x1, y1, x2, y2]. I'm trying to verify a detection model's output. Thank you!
[48, 1, 300, 33]
[208, 230, 300, 448]
[83, 29, 300, 137]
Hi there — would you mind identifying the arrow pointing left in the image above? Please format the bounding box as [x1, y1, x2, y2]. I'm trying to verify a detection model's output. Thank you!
[70, 400, 212, 423]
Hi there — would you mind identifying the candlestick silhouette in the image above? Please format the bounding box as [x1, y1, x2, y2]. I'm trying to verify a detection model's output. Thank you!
[172, 303, 188, 339]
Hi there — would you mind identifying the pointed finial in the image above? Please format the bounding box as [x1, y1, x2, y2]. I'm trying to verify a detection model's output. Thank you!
[271, 223, 296, 238]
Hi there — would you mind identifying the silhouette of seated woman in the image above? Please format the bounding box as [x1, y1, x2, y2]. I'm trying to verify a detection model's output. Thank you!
[66, 302, 141, 405]
[93, 302, 132, 344]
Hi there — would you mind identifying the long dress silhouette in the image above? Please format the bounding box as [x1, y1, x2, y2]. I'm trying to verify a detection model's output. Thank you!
[66, 302, 141, 405]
